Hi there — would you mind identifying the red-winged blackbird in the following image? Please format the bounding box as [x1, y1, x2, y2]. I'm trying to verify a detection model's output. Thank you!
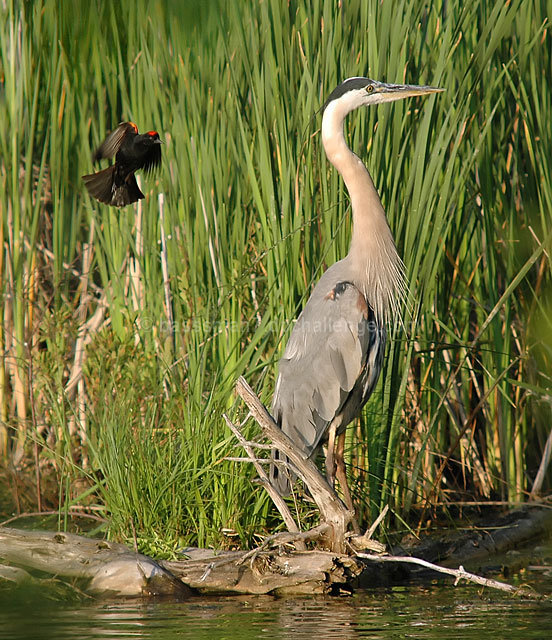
[82, 122, 162, 207]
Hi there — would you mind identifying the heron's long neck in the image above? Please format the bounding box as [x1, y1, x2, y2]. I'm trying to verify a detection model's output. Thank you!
[321, 104, 406, 325]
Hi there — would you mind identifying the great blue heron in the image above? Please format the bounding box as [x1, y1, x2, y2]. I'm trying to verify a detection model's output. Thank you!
[270, 78, 443, 509]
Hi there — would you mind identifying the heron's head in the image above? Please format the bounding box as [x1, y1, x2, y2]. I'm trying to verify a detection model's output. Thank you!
[322, 77, 444, 117]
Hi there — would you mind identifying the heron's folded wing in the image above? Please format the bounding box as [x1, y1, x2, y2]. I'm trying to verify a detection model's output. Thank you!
[272, 281, 374, 455]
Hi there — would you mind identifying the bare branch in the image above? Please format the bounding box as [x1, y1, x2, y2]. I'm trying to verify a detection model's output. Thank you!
[223, 413, 300, 536]
[356, 552, 539, 598]
[234, 377, 353, 552]
[366, 504, 389, 540]
[531, 424, 552, 498]
[224, 457, 271, 464]
[347, 505, 388, 553]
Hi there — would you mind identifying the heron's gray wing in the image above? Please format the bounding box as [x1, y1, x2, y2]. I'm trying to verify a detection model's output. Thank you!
[92, 122, 137, 162]
[272, 280, 379, 458]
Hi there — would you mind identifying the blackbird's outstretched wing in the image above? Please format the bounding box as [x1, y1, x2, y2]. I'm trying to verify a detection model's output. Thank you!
[141, 140, 162, 174]
[92, 122, 138, 162]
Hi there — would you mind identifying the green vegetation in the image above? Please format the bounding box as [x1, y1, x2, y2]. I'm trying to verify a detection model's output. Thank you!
[0, 0, 550, 554]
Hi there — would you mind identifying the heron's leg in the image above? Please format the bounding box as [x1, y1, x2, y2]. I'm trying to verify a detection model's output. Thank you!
[325, 422, 338, 487]
[335, 431, 360, 533]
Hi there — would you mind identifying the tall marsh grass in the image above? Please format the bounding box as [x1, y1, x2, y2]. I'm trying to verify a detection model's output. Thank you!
[0, 0, 550, 550]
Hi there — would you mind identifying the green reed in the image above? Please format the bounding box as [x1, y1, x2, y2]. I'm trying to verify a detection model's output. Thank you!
[0, 0, 550, 551]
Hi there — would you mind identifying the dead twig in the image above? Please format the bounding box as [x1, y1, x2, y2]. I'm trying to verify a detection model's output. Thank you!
[347, 505, 388, 553]
[237, 524, 332, 567]
[223, 413, 301, 539]
[531, 423, 552, 498]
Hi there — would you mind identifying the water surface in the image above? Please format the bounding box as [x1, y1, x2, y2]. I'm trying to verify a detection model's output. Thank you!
[2, 543, 551, 639]
[2, 578, 551, 640]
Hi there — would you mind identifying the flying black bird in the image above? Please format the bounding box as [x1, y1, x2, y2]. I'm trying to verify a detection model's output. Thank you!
[82, 122, 162, 207]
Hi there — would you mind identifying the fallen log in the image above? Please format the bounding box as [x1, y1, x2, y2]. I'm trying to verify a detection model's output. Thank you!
[1, 513, 546, 599]
[163, 547, 363, 596]
[0, 527, 191, 598]
[0, 526, 363, 597]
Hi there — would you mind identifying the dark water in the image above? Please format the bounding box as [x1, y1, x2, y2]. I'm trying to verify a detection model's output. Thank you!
[2, 577, 551, 640]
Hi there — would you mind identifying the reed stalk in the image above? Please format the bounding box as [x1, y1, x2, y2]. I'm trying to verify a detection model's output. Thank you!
[0, 0, 550, 551]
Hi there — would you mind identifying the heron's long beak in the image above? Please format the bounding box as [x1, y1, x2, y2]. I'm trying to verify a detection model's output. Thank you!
[373, 82, 444, 103]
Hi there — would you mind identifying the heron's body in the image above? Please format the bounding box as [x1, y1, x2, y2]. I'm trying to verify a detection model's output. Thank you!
[270, 78, 442, 502]
[272, 263, 386, 455]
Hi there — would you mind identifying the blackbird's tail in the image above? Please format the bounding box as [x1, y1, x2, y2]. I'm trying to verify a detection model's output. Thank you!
[83, 167, 144, 207]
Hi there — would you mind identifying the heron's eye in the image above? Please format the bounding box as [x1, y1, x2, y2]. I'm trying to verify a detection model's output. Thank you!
[365, 85, 374, 93]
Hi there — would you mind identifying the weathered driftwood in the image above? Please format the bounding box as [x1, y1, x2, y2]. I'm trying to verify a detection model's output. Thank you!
[0, 526, 362, 597]
[163, 547, 362, 596]
[0, 527, 191, 598]
[1, 507, 549, 598]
